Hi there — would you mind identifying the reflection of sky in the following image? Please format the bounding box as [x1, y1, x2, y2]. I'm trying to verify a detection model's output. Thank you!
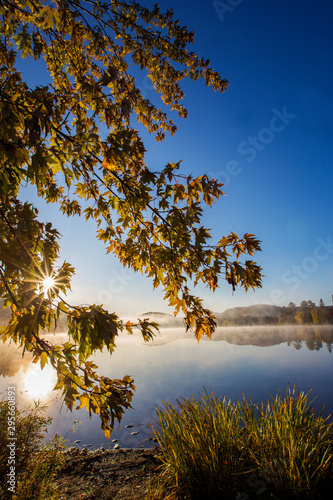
[1, 326, 333, 449]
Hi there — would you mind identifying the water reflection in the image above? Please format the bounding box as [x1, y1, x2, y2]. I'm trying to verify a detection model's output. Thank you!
[0, 340, 32, 377]
[142, 324, 333, 352]
[206, 325, 333, 352]
[22, 363, 58, 399]
[0, 325, 332, 449]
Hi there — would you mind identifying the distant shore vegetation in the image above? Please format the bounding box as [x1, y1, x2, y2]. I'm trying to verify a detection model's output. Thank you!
[218, 300, 333, 327]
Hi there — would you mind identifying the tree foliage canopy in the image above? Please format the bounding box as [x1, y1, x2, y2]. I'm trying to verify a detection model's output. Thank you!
[0, 0, 262, 436]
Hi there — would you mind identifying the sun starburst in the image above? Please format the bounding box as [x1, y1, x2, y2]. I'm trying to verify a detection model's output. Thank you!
[42, 276, 56, 292]
[40, 274, 57, 299]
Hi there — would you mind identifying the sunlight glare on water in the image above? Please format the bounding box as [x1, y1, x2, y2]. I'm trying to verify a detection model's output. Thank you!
[23, 362, 57, 399]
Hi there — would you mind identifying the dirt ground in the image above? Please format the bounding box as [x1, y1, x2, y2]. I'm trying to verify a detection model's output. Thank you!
[50, 443, 333, 500]
[52, 446, 163, 500]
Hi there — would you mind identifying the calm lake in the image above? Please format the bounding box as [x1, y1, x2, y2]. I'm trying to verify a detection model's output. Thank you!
[1, 325, 333, 449]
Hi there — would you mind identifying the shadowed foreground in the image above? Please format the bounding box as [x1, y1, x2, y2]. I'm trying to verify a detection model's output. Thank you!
[52, 447, 161, 500]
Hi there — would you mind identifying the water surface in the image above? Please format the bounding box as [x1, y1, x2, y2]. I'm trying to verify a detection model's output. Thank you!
[1, 325, 332, 448]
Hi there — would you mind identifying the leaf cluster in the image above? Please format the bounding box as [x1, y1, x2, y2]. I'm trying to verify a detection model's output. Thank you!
[0, 0, 262, 435]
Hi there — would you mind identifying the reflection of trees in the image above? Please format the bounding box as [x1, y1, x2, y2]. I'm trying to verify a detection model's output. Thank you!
[292, 340, 303, 350]
[288, 326, 330, 352]
[211, 325, 333, 352]
[314, 340, 323, 351]
[0, 342, 32, 377]
[305, 339, 315, 351]
[325, 342, 332, 353]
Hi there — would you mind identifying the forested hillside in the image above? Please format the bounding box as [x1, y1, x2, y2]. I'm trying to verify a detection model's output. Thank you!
[216, 301, 333, 326]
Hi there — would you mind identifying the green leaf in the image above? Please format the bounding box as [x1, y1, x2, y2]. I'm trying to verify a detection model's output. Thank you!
[0, 0, 262, 439]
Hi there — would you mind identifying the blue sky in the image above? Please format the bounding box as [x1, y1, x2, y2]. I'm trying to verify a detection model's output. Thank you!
[19, 0, 333, 315]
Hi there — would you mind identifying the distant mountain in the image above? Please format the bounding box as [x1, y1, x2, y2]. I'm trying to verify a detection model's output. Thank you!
[215, 304, 282, 326]
[140, 312, 185, 327]
[221, 304, 281, 317]
[142, 303, 333, 327]
[141, 304, 282, 328]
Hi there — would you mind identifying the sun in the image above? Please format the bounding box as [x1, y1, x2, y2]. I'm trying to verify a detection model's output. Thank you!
[39, 275, 57, 299]
[42, 276, 56, 292]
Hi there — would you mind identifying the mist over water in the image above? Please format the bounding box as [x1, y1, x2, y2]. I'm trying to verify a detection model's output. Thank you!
[144, 323, 333, 350]
[1, 325, 333, 449]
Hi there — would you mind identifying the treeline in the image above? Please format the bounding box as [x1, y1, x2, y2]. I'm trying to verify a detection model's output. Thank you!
[218, 301, 333, 327]
[221, 315, 280, 327]
[279, 300, 333, 325]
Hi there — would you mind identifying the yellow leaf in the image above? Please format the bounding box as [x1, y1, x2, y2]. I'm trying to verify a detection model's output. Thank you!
[102, 157, 116, 170]
[77, 394, 90, 412]
[40, 351, 48, 370]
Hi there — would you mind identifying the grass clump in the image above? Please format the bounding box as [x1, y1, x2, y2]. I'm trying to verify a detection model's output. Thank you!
[0, 396, 66, 500]
[151, 387, 333, 499]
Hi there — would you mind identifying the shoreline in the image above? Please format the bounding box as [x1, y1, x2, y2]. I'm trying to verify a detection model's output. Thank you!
[53, 446, 162, 499]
